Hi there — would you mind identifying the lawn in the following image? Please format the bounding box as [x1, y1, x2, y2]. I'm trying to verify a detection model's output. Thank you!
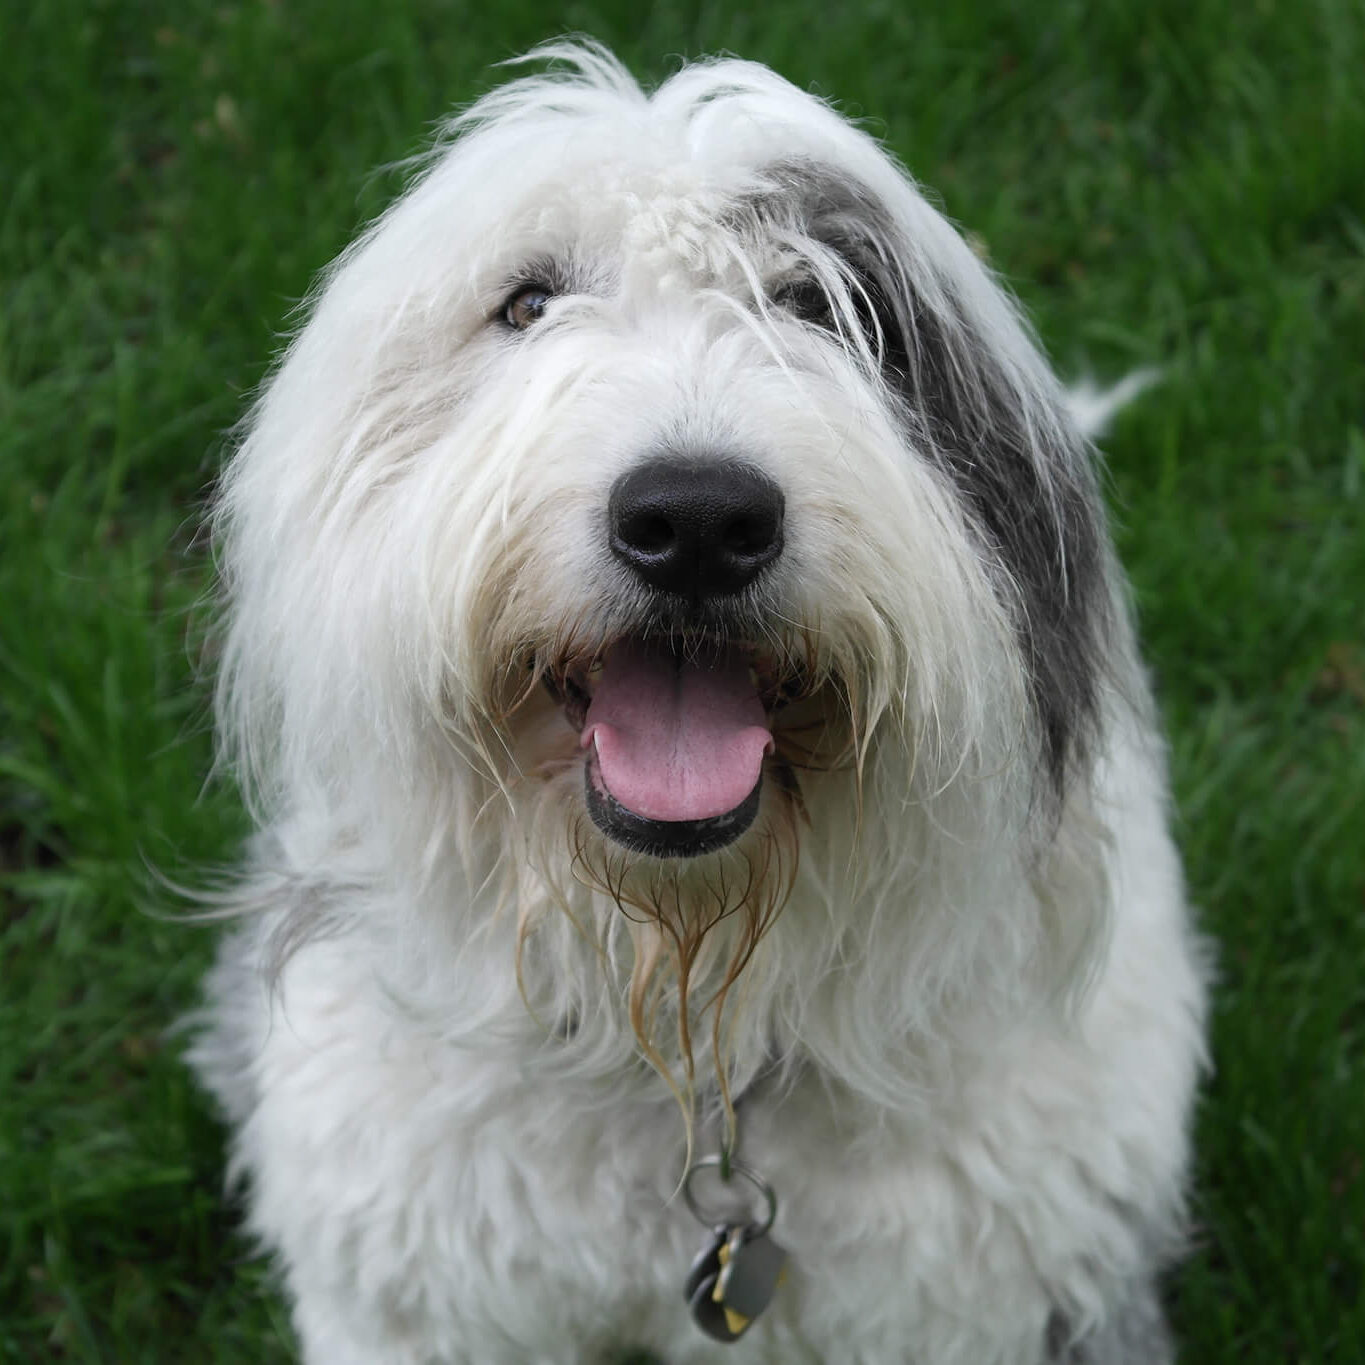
[2, 0, 1362, 1359]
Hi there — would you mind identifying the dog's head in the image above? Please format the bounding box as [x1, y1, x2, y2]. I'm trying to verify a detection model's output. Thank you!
[217, 43, 1115, 1079]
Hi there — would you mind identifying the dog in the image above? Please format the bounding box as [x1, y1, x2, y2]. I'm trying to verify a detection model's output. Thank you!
[190, 41, 1208, 1365]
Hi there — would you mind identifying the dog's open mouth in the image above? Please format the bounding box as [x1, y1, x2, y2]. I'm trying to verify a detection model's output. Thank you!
[545, 637, 803, 858]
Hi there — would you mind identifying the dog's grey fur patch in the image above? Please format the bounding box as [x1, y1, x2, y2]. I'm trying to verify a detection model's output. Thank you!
[750, 160, 1112, 800]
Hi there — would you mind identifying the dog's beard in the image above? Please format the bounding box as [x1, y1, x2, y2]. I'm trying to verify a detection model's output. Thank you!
[564, 801, 799, 1110]
[502, 637, 854, 1115]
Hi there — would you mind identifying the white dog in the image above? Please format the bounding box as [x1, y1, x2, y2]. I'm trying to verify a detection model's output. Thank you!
[191, 41, 1208, 1365]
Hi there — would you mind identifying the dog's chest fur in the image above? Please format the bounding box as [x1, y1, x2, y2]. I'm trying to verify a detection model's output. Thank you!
[195, 711, 1202, 1365]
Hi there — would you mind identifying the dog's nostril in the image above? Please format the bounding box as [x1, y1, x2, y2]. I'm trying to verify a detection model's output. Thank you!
[608, 457, 785, 599]
[622, 514, 675, 556]
[721, 514, 777, 557]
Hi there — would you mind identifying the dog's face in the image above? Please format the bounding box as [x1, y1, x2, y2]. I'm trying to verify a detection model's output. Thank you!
[218, 46, 1112, 1048]
[463, 155, 1033, 865]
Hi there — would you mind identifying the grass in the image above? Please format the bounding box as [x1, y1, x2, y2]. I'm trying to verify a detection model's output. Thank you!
[2, 0, 1362, 1358]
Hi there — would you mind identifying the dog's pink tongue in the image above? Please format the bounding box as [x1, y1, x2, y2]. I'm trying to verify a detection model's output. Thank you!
[583, 641, 772, 823]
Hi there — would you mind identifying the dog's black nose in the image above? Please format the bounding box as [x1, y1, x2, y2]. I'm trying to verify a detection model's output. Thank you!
[608, 458, 785, 599]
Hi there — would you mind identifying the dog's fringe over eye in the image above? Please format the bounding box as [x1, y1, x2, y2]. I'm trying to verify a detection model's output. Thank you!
[772, 276, 833, 329]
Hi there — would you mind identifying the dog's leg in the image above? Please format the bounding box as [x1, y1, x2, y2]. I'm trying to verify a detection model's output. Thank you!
[1049, 1280, 1175, 1365]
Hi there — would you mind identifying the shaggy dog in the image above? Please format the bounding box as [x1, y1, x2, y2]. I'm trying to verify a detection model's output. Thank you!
[191, 42, 1207, 1365]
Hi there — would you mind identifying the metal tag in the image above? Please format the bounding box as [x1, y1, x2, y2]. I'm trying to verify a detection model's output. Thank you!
[686, 1224, 744, 1342]
[683, 1226, 728, 1303]
[681, 1155, 790, 1343]
[689, 1271, 745, 1342]
[715, 1226, 788, 1321]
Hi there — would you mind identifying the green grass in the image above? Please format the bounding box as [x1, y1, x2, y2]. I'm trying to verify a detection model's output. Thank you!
[3, 0, 1362, 1358]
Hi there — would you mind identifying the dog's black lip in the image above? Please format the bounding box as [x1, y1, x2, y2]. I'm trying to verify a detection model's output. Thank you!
[542, 669, 591, 731]
[584, 743, 761, 858]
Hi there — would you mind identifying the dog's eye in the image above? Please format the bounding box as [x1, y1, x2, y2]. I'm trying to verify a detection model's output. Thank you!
[503, 285, 553, 331]
[773, 278, 833, 329]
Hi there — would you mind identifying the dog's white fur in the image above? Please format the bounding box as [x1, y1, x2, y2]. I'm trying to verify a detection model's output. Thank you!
[191, 43, 1208, 1365]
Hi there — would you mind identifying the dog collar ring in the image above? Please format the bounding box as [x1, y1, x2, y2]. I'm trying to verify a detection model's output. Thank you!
[681, 1155, 778, 1237]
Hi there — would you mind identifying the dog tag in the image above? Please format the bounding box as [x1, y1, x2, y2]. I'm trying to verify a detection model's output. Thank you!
[681, 1156, 788, 1343]
[687, 1225, 751, 1342]
[714, 1225, 788, 1323]
[683, 1226, 728, 1303]
[690, 1271, 744, 1342]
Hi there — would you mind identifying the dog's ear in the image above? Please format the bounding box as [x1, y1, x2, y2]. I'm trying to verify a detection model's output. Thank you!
[869, 262, 1111, 804]
[764, 159, 1112, 800]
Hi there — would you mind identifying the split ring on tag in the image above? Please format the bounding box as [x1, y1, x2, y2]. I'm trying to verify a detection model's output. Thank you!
[681, 1156, 778, 1237]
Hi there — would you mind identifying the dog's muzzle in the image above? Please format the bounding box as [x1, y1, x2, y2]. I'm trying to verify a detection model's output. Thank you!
[553, 458, 788, 859]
